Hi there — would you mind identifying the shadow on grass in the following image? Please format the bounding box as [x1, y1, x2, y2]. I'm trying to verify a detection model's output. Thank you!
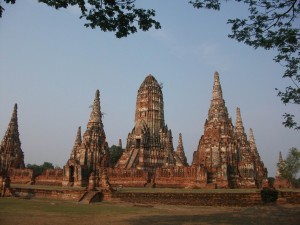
[125, 205, 300, 225]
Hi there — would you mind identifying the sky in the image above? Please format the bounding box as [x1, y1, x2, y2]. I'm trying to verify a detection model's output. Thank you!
[0, 0, 299, 177]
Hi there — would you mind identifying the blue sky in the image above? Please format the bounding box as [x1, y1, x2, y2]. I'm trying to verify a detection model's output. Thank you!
[0, 0, 299, 177]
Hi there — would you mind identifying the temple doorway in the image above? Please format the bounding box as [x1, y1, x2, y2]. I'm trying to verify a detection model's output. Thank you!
[69, 166, 75, 183]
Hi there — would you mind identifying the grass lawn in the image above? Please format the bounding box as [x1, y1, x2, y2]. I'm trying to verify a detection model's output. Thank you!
[0, 197, 299, 225]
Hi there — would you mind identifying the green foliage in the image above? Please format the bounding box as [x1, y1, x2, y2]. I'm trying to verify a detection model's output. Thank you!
[260, 187, 278, 203]
[39, 0, 161, 38]
[267, 177, 275, 187]
[1, 1, 160, 38]
[27, 161, 54, 176]
[0, 0, 15, 17]
[279, 147, 300, 185]
[109, 145, 123, 167]
[190, 0, 300, 130]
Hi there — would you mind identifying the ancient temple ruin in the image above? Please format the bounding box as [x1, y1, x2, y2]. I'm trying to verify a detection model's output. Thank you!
[192, 72, 267, 188]
[115, 75, 188, 171]
[62, 90, 110, 187]
[0, 72, 268, 190]
[0, 104, 25, 174]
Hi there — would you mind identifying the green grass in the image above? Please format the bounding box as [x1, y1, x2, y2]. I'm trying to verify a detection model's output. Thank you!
[1, 197, 300, 225]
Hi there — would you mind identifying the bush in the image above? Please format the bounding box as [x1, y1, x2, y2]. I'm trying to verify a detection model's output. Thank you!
[260, 187, 278, 203]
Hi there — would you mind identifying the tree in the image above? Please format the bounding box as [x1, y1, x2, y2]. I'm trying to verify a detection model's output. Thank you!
[0, 0, 15, 18]
[109, 145, 123, 167]
[0, 0, 161, 38]
[278, 147, 300, 185]
[27, 161, 54, 176]
[190, 0, 300, 130]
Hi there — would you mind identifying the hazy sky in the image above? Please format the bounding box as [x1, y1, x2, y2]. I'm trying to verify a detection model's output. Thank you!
[0, 0, 299, 177]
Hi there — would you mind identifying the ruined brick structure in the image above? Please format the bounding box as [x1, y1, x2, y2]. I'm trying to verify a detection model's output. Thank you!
[62, 90, 110, 187]
[1, 73, 268, 190]
[115, 75, 188, 172]
[274, 152, 292, 188]
[192, 72, 267, 188]
[35, 169, 63, 186]
[0, 104, 25, 174]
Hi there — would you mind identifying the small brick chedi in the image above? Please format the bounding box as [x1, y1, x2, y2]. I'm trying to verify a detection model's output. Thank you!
[62, 90, 110, 187]
[0, 104, 33, 186]
[274, 152, 292, 188]
[115, 75, 188, 171]
[0, 104, 25, 172]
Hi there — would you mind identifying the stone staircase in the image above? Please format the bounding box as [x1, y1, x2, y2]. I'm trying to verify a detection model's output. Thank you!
[126, 149, 139, 169]
[78, 191, 100, 204]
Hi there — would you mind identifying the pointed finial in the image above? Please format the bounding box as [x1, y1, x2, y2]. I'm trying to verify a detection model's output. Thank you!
[178, 133, 183, 146]
[236, 107, 244, 128]
[279, 152, 283, 162]
[212, 71, 223, 100]
[236, 107, 241, 122]
[75, 126, 82, 146]
[89, 89, 101, 123]
[214, 71, 219, 81]
[9, 103, 18, 124]
[118, 138, 122, 149]
[249, 128, 254, 141]
[7, 103, 19, 132]
[249, 128, 257, 148]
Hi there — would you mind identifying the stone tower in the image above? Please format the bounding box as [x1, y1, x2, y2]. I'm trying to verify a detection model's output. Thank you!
[116, 75, 183, 171]
[63, 90, 109, 187]
[192, 72, 267, 188]
[0, 104, 25, 174]
[192, 72, 237, 187]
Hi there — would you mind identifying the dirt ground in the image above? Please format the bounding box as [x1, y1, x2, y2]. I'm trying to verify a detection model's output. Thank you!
[0, 198, 299, 225]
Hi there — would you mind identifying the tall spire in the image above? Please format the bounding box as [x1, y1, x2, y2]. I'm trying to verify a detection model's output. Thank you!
[134, 74, 165, 143]
[212, 71, 223, 100]
[0, 103, 25, 170]
[70, 126, 82, 159]
[207, 71, 230, 124]
[85, 89, 105, 140]
[1, 104, 20, 147]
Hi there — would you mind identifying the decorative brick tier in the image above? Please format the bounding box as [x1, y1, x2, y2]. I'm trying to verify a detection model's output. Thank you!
[12, 187, 85, 201]
[112, 192, 263, 206]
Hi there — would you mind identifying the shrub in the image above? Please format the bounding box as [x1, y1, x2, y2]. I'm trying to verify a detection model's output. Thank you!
[260, 187, 278, 203]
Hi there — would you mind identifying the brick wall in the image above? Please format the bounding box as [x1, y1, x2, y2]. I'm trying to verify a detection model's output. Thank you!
[9, 168, 34, 184]
[35, 169, 63, 186]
